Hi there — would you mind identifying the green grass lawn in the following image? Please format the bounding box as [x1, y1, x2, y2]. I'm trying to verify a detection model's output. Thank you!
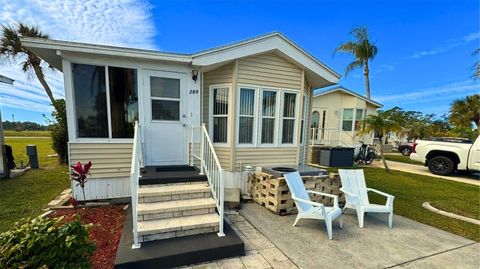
[4, 130, 51, 137]
[327, 167, 480, 241]
[384, 154, 424, 165]
[0, 136, 69, 233]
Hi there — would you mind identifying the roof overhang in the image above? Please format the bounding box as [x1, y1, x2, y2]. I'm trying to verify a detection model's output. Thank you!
[21, 38, 191, 70]
[21, 32, 340, 88]
[314, 86, 383, 108]
[192, 33, 340, 88]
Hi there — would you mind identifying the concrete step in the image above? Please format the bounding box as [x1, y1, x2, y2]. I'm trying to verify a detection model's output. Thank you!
[138, 182, 212, 203]
[137, 213, 220, 242]
[137, 197, 217, 221]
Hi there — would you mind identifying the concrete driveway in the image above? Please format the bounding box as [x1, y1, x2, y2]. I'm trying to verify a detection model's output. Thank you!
[240, 203, 479, 269]
[371, 159, 480, 186]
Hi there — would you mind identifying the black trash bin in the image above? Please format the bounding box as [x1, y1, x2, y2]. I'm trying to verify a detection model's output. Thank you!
[319, 147, 354, 167]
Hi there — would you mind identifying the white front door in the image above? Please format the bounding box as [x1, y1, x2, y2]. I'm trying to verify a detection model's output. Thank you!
[144, 70, 187, 165]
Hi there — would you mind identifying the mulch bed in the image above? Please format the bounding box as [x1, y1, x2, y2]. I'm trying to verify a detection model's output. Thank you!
[49, 205, 127, 269]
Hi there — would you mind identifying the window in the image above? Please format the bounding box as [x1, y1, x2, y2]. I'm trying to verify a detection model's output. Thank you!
[212, 87, 229, 143]
[72, 63, 139, 139]
[281, 92, 297, 144]
[342, 109, 354, 131]
[109, 67, 138, 138]
[300, 95, 307, 144]
[354, 109, 365, 131]
[72, 64, 108, 138]
[261, 90, 277, 144]
[151, 77, 180, 121]
[238, 88, 256, 144]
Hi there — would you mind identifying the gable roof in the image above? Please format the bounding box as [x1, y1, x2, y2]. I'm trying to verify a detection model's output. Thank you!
[21, 32, 340, 88]
[314, 86, 383, 108]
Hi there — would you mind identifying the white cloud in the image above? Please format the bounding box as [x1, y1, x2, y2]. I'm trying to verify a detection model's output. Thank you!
[404, 32, 479, 60]
[0, 0, 156, 115]
[374, 80, 479, 104]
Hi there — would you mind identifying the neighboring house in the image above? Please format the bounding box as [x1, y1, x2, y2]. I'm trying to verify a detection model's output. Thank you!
[310, 86, 383, 147]
[0, 74, 14, 85]
[23, 32, 339, 201]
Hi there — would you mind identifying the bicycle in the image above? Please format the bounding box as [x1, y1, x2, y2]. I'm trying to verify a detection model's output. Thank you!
[354, 141, 376, 165]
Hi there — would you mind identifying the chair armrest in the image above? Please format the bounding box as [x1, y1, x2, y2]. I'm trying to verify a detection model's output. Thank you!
[339, 187, 358, 198]
[307, 190, 339, 208]
[367, 188, 395, 207]
[291, 196, 327, 216]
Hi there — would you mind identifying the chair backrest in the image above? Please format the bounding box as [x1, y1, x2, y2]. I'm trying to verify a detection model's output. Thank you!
[338, 169, 370, 206]
[284, 172, 312, 212]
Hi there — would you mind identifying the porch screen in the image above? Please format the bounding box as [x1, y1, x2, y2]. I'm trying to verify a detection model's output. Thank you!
[109, 67, 138, 138]
[261, 90, 277, 144]
[238, 88, 255, 144]
[281, 92, 296, 144]
[212, 88, 229, 143]
[72, 64, 108, 138]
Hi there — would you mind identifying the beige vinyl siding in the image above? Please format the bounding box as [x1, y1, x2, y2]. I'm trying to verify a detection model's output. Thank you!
[214, 147, 232, 171]
[234, 147, 298, 170]
[237, 53, 302, 89]
[69, 143, 133, 178]
[202, 63, 234, 129]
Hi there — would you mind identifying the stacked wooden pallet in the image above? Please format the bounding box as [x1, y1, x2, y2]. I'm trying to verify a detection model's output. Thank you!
[248, 172, 345, 215]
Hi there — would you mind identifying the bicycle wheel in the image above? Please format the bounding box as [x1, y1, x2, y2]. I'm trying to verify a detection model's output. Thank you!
[365, 152, 375, 164]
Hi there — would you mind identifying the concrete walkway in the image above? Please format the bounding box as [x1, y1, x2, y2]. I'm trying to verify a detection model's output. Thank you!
[371, 159, 480, 186]
[240, 203, 479, 269]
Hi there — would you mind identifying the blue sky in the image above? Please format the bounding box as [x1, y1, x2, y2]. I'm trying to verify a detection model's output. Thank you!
[0, 0, 478, 124]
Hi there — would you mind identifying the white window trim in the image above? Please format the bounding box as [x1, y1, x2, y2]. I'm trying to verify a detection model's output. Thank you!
[209, 84, 232, 147]
[236, 86, 259, 147]
[258, 88, 280, 147]
[70, 62, 139, 142]
[342, 108, 366, 132]
[280, 90, 299, 146]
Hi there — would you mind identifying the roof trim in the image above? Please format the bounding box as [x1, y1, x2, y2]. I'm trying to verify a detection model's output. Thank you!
[21, 38, 192, 63]
[314, 86, 383, 107]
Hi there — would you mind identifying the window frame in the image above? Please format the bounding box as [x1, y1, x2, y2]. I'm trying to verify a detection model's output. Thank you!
[209, 84, 232, 147]
[280, 90, 299, 146]
[236, 86, 259, 147]
[150, 77, 182, 122]
[258, 88, 280, 147]
[70, 62, 139, 143]
[342, 108, 367, 132]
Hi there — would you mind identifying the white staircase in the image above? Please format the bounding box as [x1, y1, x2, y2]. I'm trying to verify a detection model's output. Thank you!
[136, 182, 219, 242]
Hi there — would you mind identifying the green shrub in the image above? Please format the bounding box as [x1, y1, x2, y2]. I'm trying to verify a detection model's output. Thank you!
[50, 99, 69, 164]
[0, 216, 95, 269]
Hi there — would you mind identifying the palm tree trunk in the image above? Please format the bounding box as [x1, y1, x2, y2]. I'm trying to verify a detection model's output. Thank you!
[379, 137, 390, 172]
[32, 64, 56, 106]
[364, 62, 371, 99]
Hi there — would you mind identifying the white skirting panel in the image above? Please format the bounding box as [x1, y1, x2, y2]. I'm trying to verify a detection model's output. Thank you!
[72, 177, 131, 201]
[224, 171, 249, 194]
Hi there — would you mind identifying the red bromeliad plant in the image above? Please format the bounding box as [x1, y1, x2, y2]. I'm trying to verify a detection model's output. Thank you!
[70, 161, 92, 204]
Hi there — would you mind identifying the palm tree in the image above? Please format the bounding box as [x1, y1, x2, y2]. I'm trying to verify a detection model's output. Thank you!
[334, 26, 378, 98]
[448, 94, 480, 134]
[359, 110, 404, 172]
[473, 48, 480, 79]
[0, 22, 56, 106]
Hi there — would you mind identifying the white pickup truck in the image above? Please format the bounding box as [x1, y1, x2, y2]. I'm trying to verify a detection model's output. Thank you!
[410, 136, 480, 176]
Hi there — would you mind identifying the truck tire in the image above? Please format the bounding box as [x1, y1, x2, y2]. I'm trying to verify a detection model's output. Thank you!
[400, 146, 412, 156]
[428, 156, 455, 176]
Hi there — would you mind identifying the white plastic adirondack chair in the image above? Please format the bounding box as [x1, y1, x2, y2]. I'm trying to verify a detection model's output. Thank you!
[284, 172, 342, 240]
[338, 169, 395, 228]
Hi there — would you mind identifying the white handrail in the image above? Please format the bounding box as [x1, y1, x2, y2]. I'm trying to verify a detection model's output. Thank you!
[130, 121, 142, 249]
[190, 123, 225, 237]
[310, 128, 361, 147]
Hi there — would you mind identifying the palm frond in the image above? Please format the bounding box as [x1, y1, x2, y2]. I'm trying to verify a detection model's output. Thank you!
[344, 60, 364, 76]
[333, 41, 357, 56]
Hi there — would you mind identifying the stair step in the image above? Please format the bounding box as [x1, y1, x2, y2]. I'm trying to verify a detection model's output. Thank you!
[138, 198, 217, 221]
[137, 214, 220, 242]
[138, 183, 212, 203]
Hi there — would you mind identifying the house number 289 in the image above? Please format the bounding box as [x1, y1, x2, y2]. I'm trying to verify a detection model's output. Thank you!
[189, 90, 199, 94]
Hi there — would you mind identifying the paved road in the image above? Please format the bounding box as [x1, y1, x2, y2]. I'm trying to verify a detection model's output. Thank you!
[371, 159, 480, 186]
[241, 203, 479, 269]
